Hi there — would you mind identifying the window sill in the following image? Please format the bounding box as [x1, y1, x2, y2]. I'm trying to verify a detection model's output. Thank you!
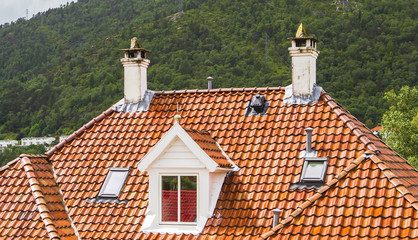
[140, 225, 202, 235]
[140, 213, 205, 235]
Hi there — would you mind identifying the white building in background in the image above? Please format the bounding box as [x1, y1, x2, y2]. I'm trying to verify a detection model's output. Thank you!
[59, 135, 69, 143]
[20, 137, 56, 146]
[0, 140, 18, 149]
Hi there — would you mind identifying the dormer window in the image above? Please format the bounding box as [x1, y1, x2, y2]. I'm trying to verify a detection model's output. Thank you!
[161, 175, 197, 223]
[137, 119, 237, 234]
[98, 168, 130, 198]
[300, 157, 328, 182]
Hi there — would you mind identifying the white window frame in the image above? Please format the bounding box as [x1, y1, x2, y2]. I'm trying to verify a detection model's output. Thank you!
[159, 174, 199, 225]
[300, 157, 328, 183]
[98, 167, 130, 198]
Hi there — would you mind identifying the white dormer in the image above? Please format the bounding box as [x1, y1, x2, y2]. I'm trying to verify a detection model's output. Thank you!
[137, 118, 237, 234]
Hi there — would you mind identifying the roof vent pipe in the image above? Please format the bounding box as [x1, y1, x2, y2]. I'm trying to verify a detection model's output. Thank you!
[305, 127, 313, 153]
[272, 209, 282, 227]
[207, 76, 213, 89]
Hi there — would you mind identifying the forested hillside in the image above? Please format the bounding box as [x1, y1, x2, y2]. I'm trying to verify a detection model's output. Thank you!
[0, 0, 416, 140]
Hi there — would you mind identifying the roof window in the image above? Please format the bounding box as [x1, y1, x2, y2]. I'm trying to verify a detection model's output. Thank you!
[291, 127, 328, 190]
[245, 94, 269, 116]
[300, 127, 328, 183]
[98, 168, 130, 198]
[300, 157, 328, 182]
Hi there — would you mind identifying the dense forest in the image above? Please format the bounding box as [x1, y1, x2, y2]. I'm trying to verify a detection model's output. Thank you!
[0, 0, 416, 141]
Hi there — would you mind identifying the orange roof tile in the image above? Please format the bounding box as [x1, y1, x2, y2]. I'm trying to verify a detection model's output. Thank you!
[1, 87, 417, 239]
[184, 127, 233, 168]
[261, 153, 418, 239]
[371, 126, 383, 131]
[0, 155, 79, 240]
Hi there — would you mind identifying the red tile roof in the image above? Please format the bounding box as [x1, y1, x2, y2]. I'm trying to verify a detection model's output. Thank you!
[371, 126, 383, 132]
[0, 155, 78, 240]
[1, 87, 417, 239]
[261, 152, 418, 239]
[184, 127, 233, 168]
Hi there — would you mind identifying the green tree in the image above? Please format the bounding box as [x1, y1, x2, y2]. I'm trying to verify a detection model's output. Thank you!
[381, 86, 418, 169]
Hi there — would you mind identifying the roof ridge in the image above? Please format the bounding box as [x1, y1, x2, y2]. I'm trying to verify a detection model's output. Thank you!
[156, 86, 285, 95]
[20, 156, 61, 240]
[370, 155, 418, 210]
[324, 93, 418, 203]
[0, 156, 21, 172]
[20, 156, 80, 240]
[323, 94, 379, 153]
[19, 153, 48, 158]
[46, 106, 114, 157]
[260, 151, 372, 239]
[0, 154, 44, 173]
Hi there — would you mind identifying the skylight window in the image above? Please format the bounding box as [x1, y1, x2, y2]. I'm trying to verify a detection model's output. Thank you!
[161, 175, 197, 223]
[300, 157, 328, 182]
[98, 168, 130, 198]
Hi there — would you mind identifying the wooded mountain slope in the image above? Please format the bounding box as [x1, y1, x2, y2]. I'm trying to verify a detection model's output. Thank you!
[0, 0, 416, 139]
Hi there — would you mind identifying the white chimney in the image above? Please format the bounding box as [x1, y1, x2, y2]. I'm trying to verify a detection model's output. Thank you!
[288, 24, 319, 97]
[120, 37, 151, 104]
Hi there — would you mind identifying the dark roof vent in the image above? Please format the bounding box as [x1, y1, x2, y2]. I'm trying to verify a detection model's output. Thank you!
[250, 94, 265, 108]
[245, 94, 269, 116]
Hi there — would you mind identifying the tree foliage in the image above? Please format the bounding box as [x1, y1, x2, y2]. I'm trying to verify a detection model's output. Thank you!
[381, 86, 418, 169]
[0, 0, 416, 139]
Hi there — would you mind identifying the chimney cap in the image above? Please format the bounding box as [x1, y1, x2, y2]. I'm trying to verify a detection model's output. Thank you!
[207, 76, 213, 81]
[295, 23, 309, 38]
[288, 23, 317, 41]
[120, 37, 151, 53]
[130, 37, 141, 49]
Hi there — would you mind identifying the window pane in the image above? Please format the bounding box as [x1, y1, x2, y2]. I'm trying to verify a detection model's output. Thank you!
[305, 161, 324, 179]
[180, 176, 197, 222]
[162, 176, 178, 222]
[101, 170, 128, 195]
